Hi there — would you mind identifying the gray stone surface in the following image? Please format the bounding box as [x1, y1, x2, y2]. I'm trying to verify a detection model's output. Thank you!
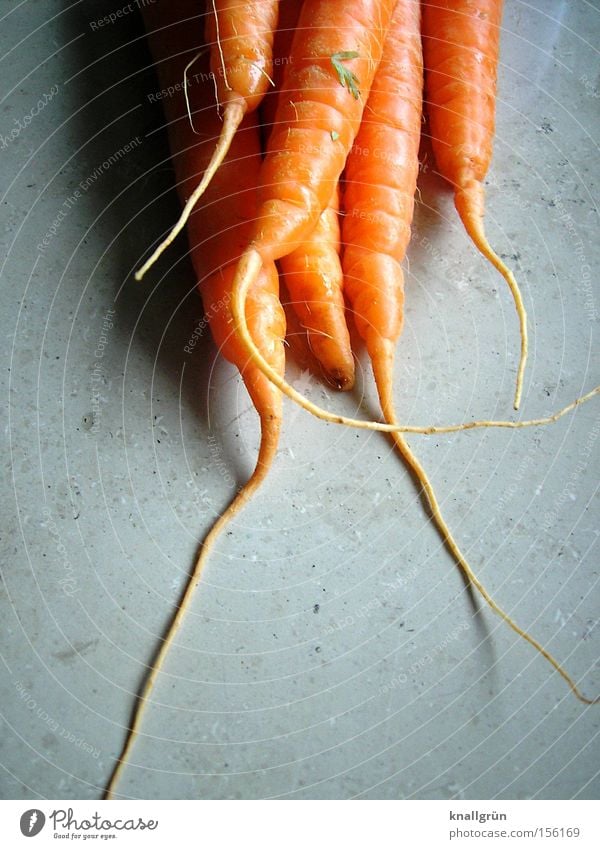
[1, 0, 599, 800]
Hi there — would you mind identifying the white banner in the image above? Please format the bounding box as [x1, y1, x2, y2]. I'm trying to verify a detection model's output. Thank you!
[0, 800, 598, 848]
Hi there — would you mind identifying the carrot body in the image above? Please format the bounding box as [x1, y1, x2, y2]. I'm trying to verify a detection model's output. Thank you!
[421, 0, 527, 408]
[205, 0, 279, 116]
[279, 186, 354, 389]
[252, 0, 396, 262]
[261, 1, 354, 389]
[230, 0, 396, 400]
[260, 0, 302, 137]
[343, 0, 423, 367]
[342, 0, 423, 530]
[422, 0, 501, 189]
[142, 1, 285, 423]
[135, 0, 279, 279]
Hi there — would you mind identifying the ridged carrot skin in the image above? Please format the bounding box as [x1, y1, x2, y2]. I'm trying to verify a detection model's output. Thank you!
[260, 0, 302, 137]
[421, 0, 501, 192]
[279, 280, 325, 379]
[422, 0, 528, 409]
[261, 1, 354, 390]
[253, 0, 397, 262]
[343, 0, 423, 367]
[279, 186, 354, 389]
[205, 0, 279, 116]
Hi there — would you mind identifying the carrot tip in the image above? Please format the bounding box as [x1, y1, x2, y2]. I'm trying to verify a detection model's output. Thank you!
[326, 369, 354, 391]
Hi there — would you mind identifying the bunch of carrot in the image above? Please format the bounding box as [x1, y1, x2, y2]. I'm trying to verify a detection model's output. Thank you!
[104, 0, 598, 798]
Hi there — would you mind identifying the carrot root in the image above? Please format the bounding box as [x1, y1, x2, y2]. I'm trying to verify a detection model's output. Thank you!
[395, 385, 600, 435]
[103, 416, 279, 799]
[455, 182, 528, 410]
[232, 258, 598, 433]
[394, 429, 597, 704]
[135, 101, 246, 282]
[234, 263, 598, 703]
[371, 338, 597, 705]
[231, 253, 598, 703]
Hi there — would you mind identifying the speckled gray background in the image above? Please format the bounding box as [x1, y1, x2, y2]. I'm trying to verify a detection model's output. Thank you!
[1, 0, 599, 800]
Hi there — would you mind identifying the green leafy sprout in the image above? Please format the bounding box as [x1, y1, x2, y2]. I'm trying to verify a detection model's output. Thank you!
[331, 51, 360, 100]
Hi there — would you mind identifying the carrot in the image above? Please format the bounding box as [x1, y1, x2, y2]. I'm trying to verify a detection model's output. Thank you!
[280, 280, 325, 378]
[104, 2, 285, 799]
[107, 11, 598, 798]
[342, 0, 596, 704]
[260, 2, 355, 389]
[279, 185, 355, 389]
[230, 0, 543, 429]
[252, 0, 395, 258]
[135, 0, 279, 280]
[343, 0, 423, 372]
[421, 0, 528, 409]
[230, 0, 396, 405]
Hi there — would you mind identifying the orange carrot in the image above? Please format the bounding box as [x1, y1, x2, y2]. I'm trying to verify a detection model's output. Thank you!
[261, 2, 354, 389]
[104, 2, 285, 799]
[135, 0, 279, 279]
[231, 0, 396, 401]
[233, 3, 550, 432]
[421, 0, 528, 408]
[343, 0, 423, 374]
[204, 0, 278, 153]
[342, 0, 595, 705]
[279, 279, 325, 379]
[279, 186, 354, 389]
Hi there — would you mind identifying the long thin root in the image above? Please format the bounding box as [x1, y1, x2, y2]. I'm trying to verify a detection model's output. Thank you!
[103, 423, 278, 799]
[394, 428, 597, 704]
[372, 341, 597, 705]
[457, 190, 528, 411]
[135, 101, 245, 282]
[231, 251, 598, 435]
